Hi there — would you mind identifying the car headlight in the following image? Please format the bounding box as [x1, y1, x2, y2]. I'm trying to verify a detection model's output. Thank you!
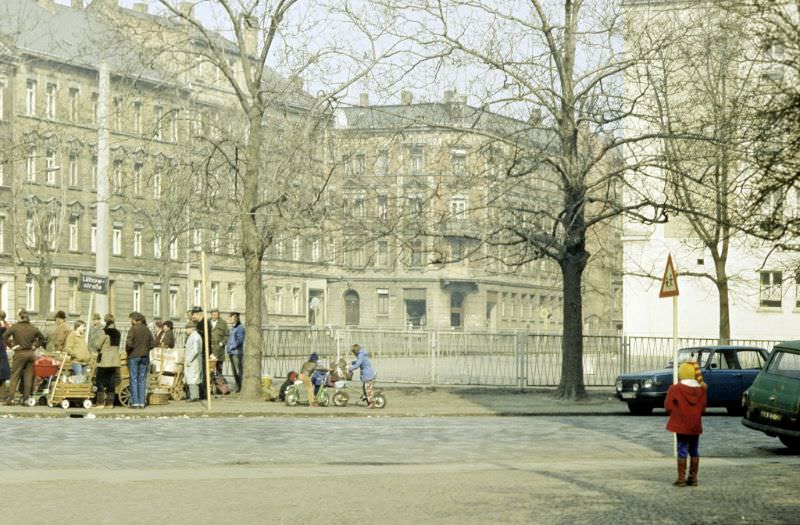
[643, 379, 653, 389]
[615, 379, 623, 391]
[632, 382, 639, 392]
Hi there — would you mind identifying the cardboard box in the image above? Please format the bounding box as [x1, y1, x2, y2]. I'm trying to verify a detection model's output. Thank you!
[158, 375, 175, 388]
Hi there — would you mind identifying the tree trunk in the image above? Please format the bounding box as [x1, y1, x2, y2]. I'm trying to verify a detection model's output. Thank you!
[239, 112, 266, 401]
[37, 260, 51, 317]
[556, 249, 588, 400]
[160, 265, 171, 323]
[715, 259, 731, 345]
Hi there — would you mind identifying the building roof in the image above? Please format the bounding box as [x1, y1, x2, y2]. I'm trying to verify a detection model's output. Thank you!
[336, 102, 553, 148]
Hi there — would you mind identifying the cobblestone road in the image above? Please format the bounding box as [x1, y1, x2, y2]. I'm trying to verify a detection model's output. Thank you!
[0, 415, 797, 524]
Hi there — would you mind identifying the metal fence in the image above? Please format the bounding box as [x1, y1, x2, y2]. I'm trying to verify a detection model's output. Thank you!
[257, 328, 785, 387]
[30, 322, 784, 387]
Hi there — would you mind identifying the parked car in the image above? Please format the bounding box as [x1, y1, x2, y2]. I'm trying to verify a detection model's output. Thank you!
[741, 340, 800, 452]
[615, 345, 769, 415]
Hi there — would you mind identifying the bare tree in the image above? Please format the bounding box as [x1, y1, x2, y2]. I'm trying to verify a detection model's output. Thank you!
[378, 0, 667, 399]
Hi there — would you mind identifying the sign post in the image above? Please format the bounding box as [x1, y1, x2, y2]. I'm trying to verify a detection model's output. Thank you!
[79, 274, 108, 345]
[659, 254, 680, 456]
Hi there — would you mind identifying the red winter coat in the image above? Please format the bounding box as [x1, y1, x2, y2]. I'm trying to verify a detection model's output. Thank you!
[664, 382, 707, 435]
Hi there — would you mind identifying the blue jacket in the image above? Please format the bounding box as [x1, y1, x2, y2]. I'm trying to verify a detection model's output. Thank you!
[226, 323, 245, 356]
[349, 349, 376, 382]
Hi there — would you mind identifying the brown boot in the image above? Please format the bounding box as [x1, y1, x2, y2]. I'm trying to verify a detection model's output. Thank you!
[687, 457, 699, 486]
[673, 458, 687, 486]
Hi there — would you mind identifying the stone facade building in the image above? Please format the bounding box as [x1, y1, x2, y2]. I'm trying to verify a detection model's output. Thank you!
[0, 0, 622, 334]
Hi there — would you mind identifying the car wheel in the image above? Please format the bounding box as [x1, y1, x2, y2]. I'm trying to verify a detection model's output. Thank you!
[779, 435, 800, 452]
[627, 402, 653, 415]
[726, 404, 744, 416]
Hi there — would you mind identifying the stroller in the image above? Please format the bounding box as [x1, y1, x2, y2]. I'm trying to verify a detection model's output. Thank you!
[41, 353, 96, 409]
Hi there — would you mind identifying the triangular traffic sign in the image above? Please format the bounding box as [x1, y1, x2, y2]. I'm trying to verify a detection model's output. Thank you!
[659, 254, 679, 298]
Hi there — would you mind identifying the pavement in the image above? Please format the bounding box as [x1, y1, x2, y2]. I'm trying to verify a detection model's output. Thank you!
[0, 385, 638, 418]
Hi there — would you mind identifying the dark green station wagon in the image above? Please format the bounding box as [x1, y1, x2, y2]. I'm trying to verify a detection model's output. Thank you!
[741, 340, 800, 451]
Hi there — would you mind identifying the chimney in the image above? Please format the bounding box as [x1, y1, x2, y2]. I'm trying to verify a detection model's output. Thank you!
[71, 0, 84, 8]
[178, 1, 194, 17]
[400, 91, 413, 105]
[443, 90, 455, 104]
[132, 2, 148, 13]
[359, 93, 369, 107]
[242, 15, 258, 55]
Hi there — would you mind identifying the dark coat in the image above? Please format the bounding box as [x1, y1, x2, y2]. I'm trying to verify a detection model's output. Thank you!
[125, 323, 154, 359]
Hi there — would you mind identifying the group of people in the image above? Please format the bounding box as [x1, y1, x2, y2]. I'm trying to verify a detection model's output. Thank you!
[0, 307, 246, 408]
[292, 343, 377, 408]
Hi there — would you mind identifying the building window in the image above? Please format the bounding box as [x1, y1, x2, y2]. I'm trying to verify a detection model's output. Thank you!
[192, 229, 202, 251]
[91, 226, 97, 253]
[26, 148, 36, 182]
[344, 290, 360, 325]
[133, 283, 142, 312]
[112, 227, 122, 255]
[327, 239, 336, 264]
[91, 92, 98, 124]
[112, 97, 121, 130]
[26, 79, 36, 116]
[228, 283, 236, 309]
[153, 172, 162, 199]
[410, 146, 423, 175]
[154, 105, 163, 140]
[0, 80, 5, 120]
[193, 281, 201, 307]
[169, 286, 178, 317]
[133, 230, 142, 257]
[377, 150, 388, 176]
[292, 287, 300, 315]
[154, 234, 162, 259]
[48, 279, 56, 314]
[68, 217, 78, 251]
[46, 217, 57, 250]
[377, 288, 389, 315]
[292, 237, 301, 260]
[25, 278, 35, 311]
[68, 153, 78, 186]
[450, 196, 467, 220]
[45, 150, 57, 185]
[170, 110, 178, 142]
[69, 277, 78, 312]
[377, 195, 388, 220]
[68, 88, 79, 122]
[354, 196, 365, 218]
[112, 160, 122, 194]
[355, 154, 365, 175]
[91, 156, 97, 190]
[311, 239, 320, 262]
[377, 241, 389, 267]
[153, 286, 161, 318]
[210, 282, 219, 309]
[45, 83, 56, 119]
[410, 239, 424, 267]
[760, 271, 782, 308]
[132, 102, 142, 134]
[450, 292, 464, 329]
[211, 229, 220, 254]
[169, 238, 178, 260]
[451, 239, 464, 260]
[273, 286, 282, 314]
[452, 151, 466, 175]
[133, 163, 142, 195]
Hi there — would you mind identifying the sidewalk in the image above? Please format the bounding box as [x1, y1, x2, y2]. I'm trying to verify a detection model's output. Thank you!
[0, 386, 629, 418]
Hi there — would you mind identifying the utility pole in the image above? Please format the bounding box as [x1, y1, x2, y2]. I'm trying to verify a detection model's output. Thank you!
[96, 62, 111, 316]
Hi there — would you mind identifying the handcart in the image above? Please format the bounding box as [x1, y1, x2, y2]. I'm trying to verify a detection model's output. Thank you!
[46, 353, 97, 409]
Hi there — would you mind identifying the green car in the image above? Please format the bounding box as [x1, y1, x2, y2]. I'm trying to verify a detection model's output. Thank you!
[741, 340, 800, 451]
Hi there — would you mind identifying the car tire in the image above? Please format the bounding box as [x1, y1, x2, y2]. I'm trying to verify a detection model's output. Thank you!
[778, 435, 800, 452]
[627, 402, 653, 415]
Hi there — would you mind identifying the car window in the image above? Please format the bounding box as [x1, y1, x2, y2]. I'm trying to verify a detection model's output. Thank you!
[708, 351, 735, 370]
[737, 350, 765, 370]
[678, 349, 708, 366]
[766, 350, 800, 379]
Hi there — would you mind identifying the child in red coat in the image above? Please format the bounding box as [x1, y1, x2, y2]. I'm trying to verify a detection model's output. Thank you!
[664, 361, 707, 486]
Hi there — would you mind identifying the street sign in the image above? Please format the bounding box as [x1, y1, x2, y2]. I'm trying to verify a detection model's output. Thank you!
[659, 255, 679, 298]
[79, 273, 108, 294]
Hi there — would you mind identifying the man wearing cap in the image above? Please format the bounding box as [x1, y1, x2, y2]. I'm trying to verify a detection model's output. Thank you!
[3, 310, 45, 405]
[46, 310, 70, 354]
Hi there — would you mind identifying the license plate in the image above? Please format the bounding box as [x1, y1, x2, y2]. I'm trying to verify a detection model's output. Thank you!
[761, 411, 782, 421]
[621, 392, 636, 399]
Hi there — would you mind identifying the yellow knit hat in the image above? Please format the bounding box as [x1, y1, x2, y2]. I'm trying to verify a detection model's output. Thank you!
[678, 362, 696, 381]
